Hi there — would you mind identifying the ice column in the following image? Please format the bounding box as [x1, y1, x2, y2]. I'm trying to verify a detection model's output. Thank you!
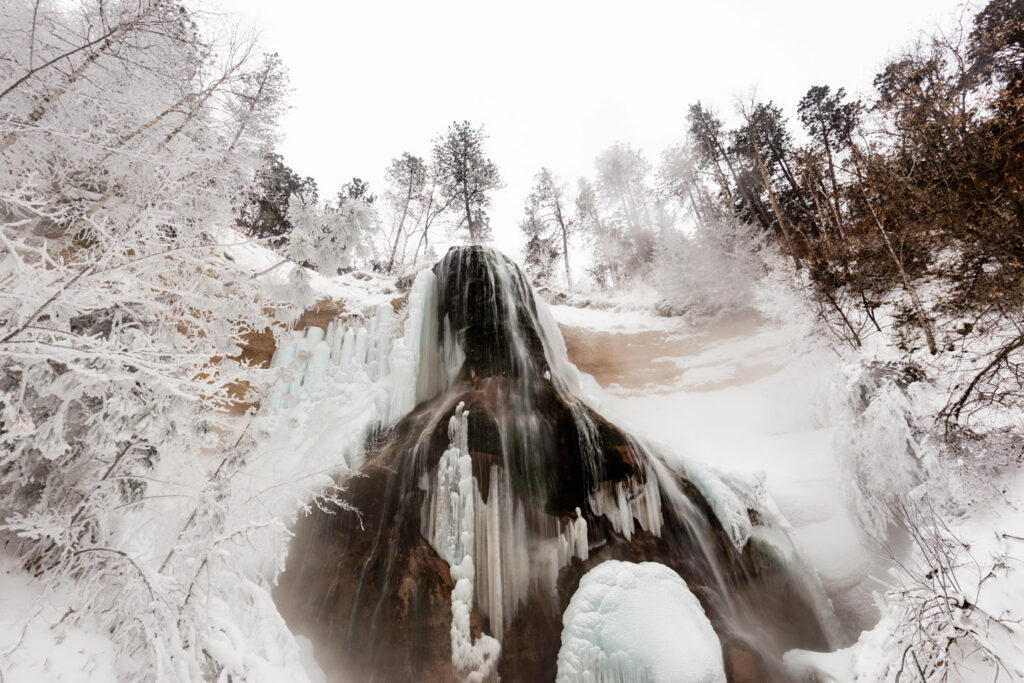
[421, 416, 592, 647]
[266, 304, 407, 413]
[425, 404, 500, 681]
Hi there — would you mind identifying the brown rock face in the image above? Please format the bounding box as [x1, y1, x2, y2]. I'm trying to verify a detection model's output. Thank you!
[274, 247, 830, 682]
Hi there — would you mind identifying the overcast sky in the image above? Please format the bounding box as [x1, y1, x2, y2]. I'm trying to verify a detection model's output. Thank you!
[216, 0, 968, 257]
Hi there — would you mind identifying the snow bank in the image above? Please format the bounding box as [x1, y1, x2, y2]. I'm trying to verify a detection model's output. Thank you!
[549, 303, 683, 333]
[556, 561, 726, 683]
[555, 299, 873, 630]
[217, 226, 397, 312]
[786, 463, 1024, 682]
[0, 553, 117, 683]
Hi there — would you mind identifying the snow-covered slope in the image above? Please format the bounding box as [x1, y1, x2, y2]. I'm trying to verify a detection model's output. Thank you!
[218, 226, 398, 311]
[552, 298, 1024, 680]
[553, 304, 878, 638]
[0, 554, 117, 683]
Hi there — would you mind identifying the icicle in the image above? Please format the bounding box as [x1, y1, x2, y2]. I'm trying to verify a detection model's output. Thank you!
[484, 472, 505, 641]
[634, 471, 663, 536]
[587, 466, 664, 542]
[305, 326, 324, 344]
[419, 403, 499, 680]
[567, 508, 589, 561]
[338, 327, 355, 370]
[330, 321, 345, 366]
[615, 483, 633, 540]
[302, 327, 332, 396]
[406, 270, 441, 404]
[387, 270, 440, 424]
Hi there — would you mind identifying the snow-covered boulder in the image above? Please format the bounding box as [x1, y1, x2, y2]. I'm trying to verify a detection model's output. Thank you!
[556, 560, 727, 683]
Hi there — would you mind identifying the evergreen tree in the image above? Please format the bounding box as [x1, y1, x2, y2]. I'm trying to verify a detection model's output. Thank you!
[520, 168, 576, 288]
[337, 177, 376, 207]
[239, 152, 318, 242]
[431, 120, 503, 243]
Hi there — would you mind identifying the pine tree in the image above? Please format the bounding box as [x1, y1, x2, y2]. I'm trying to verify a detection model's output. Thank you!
[431, 121, 503, 244]
[239, 152, 319, 242]
[520, 168, 576, 288]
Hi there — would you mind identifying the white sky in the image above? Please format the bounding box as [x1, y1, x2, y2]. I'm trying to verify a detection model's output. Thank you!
[215, 0, 968, 257]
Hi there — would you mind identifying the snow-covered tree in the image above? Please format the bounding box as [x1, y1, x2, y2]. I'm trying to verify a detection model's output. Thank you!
[576, 143, 662, 288]
[285, 193, 370, 274]
[0, 1, 309, 678]
[652, 215, 766, 319]
[520, 168, 577, 289]
[379, 152, 428, 273]
[240, 152, 320, 242]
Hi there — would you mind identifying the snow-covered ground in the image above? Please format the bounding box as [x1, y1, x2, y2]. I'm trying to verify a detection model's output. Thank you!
[218, 226, 399, 311]
[0, 553, 117, 682]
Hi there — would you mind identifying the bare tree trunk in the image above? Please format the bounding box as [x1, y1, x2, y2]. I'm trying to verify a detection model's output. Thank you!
[387, 183, 414, 273]
[703, 122, 773, 230]
[411, 199, 433, 266]
[225, 48, 270, 155]
[553, 197, 572, 288]
[819, 127, 848, 241]
[412, 190, 452, 265]
[848, 141, 939, 354]
[28, 0, 41, 70]
[684, 184, 705, 225]
[698, 133, 733, 202]
[462, 189, 476, 243]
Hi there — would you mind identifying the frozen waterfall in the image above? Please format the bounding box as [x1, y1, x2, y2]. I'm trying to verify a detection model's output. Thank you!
[271, 246, 837, 682]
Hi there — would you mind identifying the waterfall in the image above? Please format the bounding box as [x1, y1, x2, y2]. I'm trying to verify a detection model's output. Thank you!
[273, 246, 836, 682]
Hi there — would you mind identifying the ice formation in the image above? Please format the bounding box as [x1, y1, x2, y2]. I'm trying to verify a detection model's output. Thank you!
[422, 401, 592, 644]
[587, 467, 663, 542]
[556, 561, 727, 683]
[415, 248, 663, 644]
[268, 304, 398, 412]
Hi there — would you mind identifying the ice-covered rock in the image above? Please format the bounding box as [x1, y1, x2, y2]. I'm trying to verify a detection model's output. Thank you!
[556, 561, 727, 683]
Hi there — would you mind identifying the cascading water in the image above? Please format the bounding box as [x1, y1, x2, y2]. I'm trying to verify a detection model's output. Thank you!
[273, 246, 837, 682]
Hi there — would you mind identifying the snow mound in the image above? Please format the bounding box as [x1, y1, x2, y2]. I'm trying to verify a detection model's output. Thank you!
[556, 561, 726, 683]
